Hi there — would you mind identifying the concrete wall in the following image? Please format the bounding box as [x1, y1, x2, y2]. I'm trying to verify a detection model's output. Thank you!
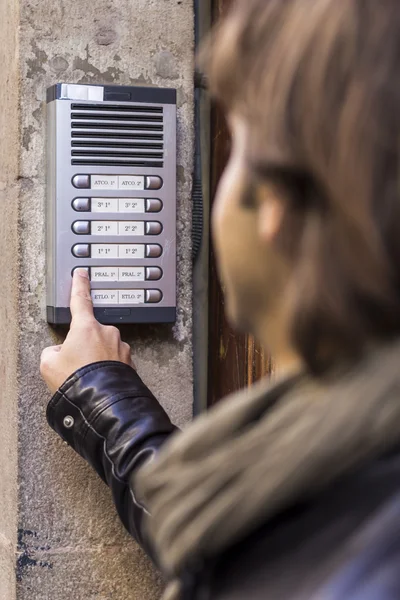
[0, 0, 20, 597]
[2, 0, 194, 598]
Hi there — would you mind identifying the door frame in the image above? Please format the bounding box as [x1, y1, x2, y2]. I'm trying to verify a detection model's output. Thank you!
[207, 0, 273, 406]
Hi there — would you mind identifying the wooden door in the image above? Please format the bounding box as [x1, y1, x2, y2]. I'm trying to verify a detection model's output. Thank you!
[208, 0, 274, 406]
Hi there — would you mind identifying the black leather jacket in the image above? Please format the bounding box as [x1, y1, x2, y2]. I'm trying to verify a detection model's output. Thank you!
[47, 361, 400, 599]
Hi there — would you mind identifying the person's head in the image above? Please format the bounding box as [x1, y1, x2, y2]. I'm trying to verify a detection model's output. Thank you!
[202, 0, 400, 374]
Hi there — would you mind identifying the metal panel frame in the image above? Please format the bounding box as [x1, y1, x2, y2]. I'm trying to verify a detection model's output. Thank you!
[46, 84, 176, 324]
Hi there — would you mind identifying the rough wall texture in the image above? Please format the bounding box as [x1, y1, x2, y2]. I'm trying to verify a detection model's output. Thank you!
[15, 0, 194, 598]
[0, 0, 20, 597]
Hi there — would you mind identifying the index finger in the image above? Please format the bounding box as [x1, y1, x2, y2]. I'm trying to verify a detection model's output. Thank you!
[70, 268, 95, 323]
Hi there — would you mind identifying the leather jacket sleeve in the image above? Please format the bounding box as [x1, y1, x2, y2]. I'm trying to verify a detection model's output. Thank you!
[46, 360, 179, 561]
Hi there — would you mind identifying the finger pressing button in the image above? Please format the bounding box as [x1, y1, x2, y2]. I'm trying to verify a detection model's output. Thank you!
[146, 289, 163, 303]
[71, 266, 90, 278]
[145, 221, 163, 235]
[72, 221, 90, 234]
[72, 244, 90, 258]
[72, 175, 90, 189]
[145, 176, 163, 190]
[145, 244, 162, 258]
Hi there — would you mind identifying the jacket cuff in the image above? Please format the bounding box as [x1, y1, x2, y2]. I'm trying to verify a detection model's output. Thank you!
[46, 360, 172, 477]
[48, 362, 134, 442]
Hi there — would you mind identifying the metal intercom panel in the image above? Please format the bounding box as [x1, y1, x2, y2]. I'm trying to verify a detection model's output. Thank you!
[46, 83, 176, 325]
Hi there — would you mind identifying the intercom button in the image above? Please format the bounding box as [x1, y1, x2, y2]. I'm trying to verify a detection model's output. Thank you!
[72, 221, 90, 235]
[146, 289, 163, 303]
[72, 244, 90, 258]
[145, 221, 163, 235]
[71, 266, 90, 277]
[145, 176, 163, 190]
[119, 198, 145, 213]
[72, 198, 90, 212]
[119, 267, 145, 282]
[72, 175, 90, 189]
[146, 199, 163, 213]
[145, 267, 163, 281]
[119, 290, 145, 304]
[91, 267, 119, 282]
[91, 175, 118, 190]
[92, 290, 119, 305]
[145, 244, 163, 258]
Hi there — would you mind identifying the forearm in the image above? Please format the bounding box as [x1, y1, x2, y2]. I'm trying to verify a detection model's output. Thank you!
[46, 360, 178, 559]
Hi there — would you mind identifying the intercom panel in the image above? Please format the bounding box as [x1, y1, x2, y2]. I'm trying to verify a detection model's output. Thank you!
[46, 83, 176, 324]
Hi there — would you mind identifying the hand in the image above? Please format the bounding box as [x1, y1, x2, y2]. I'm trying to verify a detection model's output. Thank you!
[40, 269, 135, 395]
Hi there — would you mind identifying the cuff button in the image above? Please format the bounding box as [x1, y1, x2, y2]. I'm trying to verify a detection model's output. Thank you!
[63, 416, 75, 429]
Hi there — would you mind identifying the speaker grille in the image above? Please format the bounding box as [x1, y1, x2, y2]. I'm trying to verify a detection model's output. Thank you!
[70, 103, 164, 168]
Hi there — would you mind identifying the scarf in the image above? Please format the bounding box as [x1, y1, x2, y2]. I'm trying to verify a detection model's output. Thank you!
[135, 339, 400, 599]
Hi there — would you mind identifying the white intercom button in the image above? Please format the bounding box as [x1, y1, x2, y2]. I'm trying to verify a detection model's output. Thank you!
[145, 221, 163, 235]
[146, 199, 163, 213]
[119, 290, 145, 304]
[92, 198, 118, 213]
[72, 221, 90, 235]
[72, 175, 90, 189]
[118, 176, 145, 190]
[92, 290, 119, 305]
[72, 244, 90, 258]
[145, 244, 163, 258]
[92, 221, 118, 235]
[91, 267, 119, 282]
[146, 289, 163, 303]
[119, 198, 145, 213]
[145, 267, 163, 281]
[91, 244, 118, 259]
[145, 176, 163, 190]
[91, 175, 118, 190]
[118, 222, 145, 236]
[119, 267, 145, 282]
[72, 198, 90, 212]
[118, 244, 145, 259]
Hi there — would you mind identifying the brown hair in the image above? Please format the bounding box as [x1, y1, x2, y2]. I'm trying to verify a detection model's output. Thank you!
[202, 0, 400, 373]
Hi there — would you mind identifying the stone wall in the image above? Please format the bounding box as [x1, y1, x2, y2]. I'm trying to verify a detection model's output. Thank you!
[0, 0, 20, 596]
[1, 1, 194, 597]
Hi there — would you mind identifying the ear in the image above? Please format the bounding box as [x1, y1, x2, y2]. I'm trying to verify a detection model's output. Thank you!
[257, 185, 285, 244]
